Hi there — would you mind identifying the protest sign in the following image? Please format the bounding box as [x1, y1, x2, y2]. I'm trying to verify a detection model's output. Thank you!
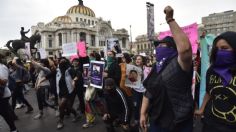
[83, 64, 90, 87]
[90, 61, 105, 89]
[125, 64, 142, 89]
[62, 43, 77, 56]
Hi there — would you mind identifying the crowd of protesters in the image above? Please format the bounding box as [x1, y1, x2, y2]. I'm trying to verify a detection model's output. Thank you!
[0, 6, 236, 132]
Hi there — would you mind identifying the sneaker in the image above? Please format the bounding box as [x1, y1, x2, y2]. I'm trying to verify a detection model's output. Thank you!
[57, 121, 64, 129]
[82, 122, 95, 128]
[34, 113, 43, 120]
[25, 106, 33, 114]
[55, 110, 60, 117]
[72, 115, 81, 123]
[16, 103, 24, 109]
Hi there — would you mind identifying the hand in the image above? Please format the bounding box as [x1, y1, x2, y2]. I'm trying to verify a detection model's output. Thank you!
[164, 6, 174, 21]
[121, 124, 129, 131]
[102, 114, 110, 120]
[194, 109, 204, 119]
[140, 113, 148, 131]
[103, 72, 108, 77]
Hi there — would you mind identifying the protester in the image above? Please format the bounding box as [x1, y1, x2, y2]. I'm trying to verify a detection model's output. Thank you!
[31, 59, 54, 120]
[103, 78, 131, 132]
[194, 31, 236, 132]
[70, 58, 85, 115]
[0, 56, 18, 132]
[104, 51, 121, 86]
[56, 57, 79, 129]
[119, 53, 133, 97]
[11, 57, 33, 113]
[140, 6, 194, 132]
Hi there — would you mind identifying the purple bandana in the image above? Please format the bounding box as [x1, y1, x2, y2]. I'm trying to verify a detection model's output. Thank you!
[155, 47, 177, 73]
[213, 50, 236, 86]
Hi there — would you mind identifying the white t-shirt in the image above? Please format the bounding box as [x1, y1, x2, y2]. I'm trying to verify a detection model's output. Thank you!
[0, 64, 11, 98]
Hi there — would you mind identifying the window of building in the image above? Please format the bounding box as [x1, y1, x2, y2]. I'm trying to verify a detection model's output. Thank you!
[49, 52, 53, 55]
[76, 17, 79, 22]
[122, 38, 126, 48]
[58, 33, 62, 46]
[80, 18, 83, 21]
[88, 20, 90, 25]
[144, 44, 146, 49]
[91, 35, 95, 46]
[48, 40, 52, 48]
[84, 19, 87, 22]
[95, 21, 97, 24]
[48, 35, 52, 37]
[137, 45, 140, 50]
[92, 20, 94, 25]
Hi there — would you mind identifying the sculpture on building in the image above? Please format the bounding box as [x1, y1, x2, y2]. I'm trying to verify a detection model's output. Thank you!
[6, 30, 41, 58]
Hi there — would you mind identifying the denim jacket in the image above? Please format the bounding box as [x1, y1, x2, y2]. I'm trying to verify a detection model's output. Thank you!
[56, 67, 74, 95]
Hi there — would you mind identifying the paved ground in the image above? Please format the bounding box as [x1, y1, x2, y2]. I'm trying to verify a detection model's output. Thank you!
[0, 89, 203, 132]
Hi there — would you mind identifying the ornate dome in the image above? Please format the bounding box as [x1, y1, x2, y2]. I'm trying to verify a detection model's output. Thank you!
[66, 0, 95, 17]
[53, 16, 72, 23]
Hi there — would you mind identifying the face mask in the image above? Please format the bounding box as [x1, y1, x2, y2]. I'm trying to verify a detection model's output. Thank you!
[59, 62, 68, 72]
[104, 88, 116, 95]
[155, 47, 177, 73]
[107, 56, 114, 68]
[213, 50, 236, 86]
[214, 50, 236, 67]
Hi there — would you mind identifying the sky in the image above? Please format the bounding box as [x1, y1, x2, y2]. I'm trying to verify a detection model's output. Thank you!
[0, 0, 236, 48]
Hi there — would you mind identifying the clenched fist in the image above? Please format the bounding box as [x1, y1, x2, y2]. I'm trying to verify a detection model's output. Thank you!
[164, 6, 174, 22]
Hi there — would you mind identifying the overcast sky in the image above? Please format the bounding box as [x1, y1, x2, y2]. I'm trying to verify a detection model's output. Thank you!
[0, 0, 236, 47]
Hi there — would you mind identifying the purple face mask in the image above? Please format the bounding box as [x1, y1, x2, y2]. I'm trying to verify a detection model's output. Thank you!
[213, 50, 236, 86]
[155, 47, 177, 73]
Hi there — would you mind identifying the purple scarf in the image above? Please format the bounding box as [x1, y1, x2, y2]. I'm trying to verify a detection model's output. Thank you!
[155, 47, 177, 73]
[213, 50, 236, 86]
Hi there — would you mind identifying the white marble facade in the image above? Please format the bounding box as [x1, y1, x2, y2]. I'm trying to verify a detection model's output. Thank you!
[31, 0, 129, 57]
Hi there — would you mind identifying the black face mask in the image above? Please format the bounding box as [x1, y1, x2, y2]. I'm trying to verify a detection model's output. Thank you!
[104, 88, 116, 95]
[59, 62, 68, 72]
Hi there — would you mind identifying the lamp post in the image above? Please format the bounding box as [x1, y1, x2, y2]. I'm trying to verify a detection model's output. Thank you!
[129, 25, 133, 53]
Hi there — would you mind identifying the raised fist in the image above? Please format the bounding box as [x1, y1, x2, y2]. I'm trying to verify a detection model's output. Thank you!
[164, 6, 174, 21]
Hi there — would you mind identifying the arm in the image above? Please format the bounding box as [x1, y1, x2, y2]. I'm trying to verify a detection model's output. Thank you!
[31, 60, 51, 74]
[140, 95, 149, 130]
[195, 92, 211, 116]
[165, 6, 192, 71]
[24, 29, 30, 34]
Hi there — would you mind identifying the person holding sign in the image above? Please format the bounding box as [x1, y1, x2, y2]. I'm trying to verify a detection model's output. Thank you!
[194, 31, 236, 132]
[140, 6, 194, 132]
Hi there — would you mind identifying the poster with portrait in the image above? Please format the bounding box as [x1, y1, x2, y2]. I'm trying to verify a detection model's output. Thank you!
[106, 38, 122, 57]
[125, 64, 142, 88]
[90, 61, 105, 89]
[83, 64, 90, 87]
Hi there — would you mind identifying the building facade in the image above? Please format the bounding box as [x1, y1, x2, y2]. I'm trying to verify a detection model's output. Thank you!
[132, 34, 155, 55]
[202, 10, 236, 36]
[32, 0, 129, 57]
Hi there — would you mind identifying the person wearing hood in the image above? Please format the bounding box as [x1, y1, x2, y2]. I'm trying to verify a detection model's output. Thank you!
[103, 78, 131, 132]
[195, 31, 236, 132]
[140, 6, 194, 132]
[56, 57, 79, 129]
